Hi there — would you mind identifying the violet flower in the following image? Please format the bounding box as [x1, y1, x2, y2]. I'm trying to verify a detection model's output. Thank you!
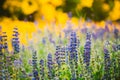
[83, 33, 91, 67]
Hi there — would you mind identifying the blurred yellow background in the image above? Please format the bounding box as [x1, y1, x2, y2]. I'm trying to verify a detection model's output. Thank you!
[0, 0, 120, 51]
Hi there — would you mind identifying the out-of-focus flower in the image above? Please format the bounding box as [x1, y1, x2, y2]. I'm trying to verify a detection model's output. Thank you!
[14, 59, 22, 68]
[3, 0, 21, 13]
[113, 27, 119, 39]
[49, 0, 63, 7]
[83, 33, 91, 67]
[103, 47, 111, 80]
[109, 1, 120, 21]
[47, 53, 53, 79]
[21, 0, 38, 15]
[55, 46, 61, 67]
[77, 0, 94, 10]
[55, 11, 69, 24]
[12, 28, 20, 54]
[102, 3, 110, 12]
[40, 3, 56, 21]
[37, 0, 50, 5]
[40, 59, 44, 79]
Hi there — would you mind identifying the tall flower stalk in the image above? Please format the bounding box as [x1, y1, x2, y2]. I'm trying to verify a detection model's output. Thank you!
[12, 28, 20, 54]
[83, 33, 91, 68]
[32, 50, 39, 79]
[47, 53, 53, 79]
[103, 47, 111, 80]
[69, 31, 78, 79]
[40, 59, 44, 80]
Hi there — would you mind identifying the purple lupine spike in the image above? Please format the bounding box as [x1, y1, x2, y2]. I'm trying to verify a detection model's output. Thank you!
[55, 46, 61, 67]
[69, 31, 79, 79]
[12, 28, 20, 54]
[0, 36, 3, 55]
[104, 25, 109, 32]
[113, 27, 119, 39]
[96, 28, 105, 40]
[40, 59, 44, 79]
[60, 47, 66, 65]
[68, 12, 72, 18]
[42, 37, 46, 44]
[2, 32, 8, 52]
[32, 51, 37, 70]
[33, 69, 39, 80]
[103, 47, 111, 79]
[92, 33, 97, 40]
[47, 53, 53, 79]
[83, 32, 91, 67]
[32, 50, 39, 79]
[69, 31, 78, 62]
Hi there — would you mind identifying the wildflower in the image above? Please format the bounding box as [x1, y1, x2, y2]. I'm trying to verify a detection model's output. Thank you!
[103, 47, 111, 79]
[83, 33, 91, 67]
[33, 69, 39, 80]
[69, 31, 78, 79]
[2, 32, 8, 52]
[47, 53, 53, 79]
[113, 27, 119, 39]
[32, 50, 37, 70]
[55, 46, 61, 67]
[42, 37, 46, 44]
[39, 59, 44, 79]
[21, 0, 38, 15]
[60, 47, 66, 65]
[12, 28, 20, 54]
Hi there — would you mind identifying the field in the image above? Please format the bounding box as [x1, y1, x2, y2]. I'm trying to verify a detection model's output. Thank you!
[0, 21, 120, 80]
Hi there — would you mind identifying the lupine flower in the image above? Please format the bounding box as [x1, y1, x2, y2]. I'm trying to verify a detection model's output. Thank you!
[32, 50, 38, 70]
[12, 28, 20, 54]
[2, 32, 8, 52]
[68, 12, 72, 18]
[32, 50, 39, 79]
[81, 27, 88, 34]
[39, 59, 44, 79]
[69, 31, 78, 79]
[59, 47, 66, 65]
[83, 33, 91, 67]
[55, 46, 61, 67]
[103, 47, 111, 79]
[42, 37, 46, 44]
[13, 59, 22, 68]
[63, 21, 73, 38]
[0, 36, 3, 55]
[33, 69, 39, 80]
[96, 28, 105, 40]
[69, 31, 78, 60]
[47, 53, 53, 79]
[92, 33, 97, 40]
[113, 27, 119, 39]
[104, 25, 109, 32]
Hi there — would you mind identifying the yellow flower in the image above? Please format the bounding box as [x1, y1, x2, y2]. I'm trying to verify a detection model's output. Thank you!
[3, 0, 21, 13]
[80, 0, 94, 8]
[109, 1, 120, 21]
[37, 0, 50, 5]
[71, 17, 79, 29]
[49, 0, 63, 7]
[55, 11, 69, 25]
[21, 0, 38, 15]
[40, 4, 56, 21]
[102, 3, 110, 12]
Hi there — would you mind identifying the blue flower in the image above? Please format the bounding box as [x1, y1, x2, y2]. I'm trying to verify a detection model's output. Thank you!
[12, 28, 20, 54]
[83, 33, 91, 67]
